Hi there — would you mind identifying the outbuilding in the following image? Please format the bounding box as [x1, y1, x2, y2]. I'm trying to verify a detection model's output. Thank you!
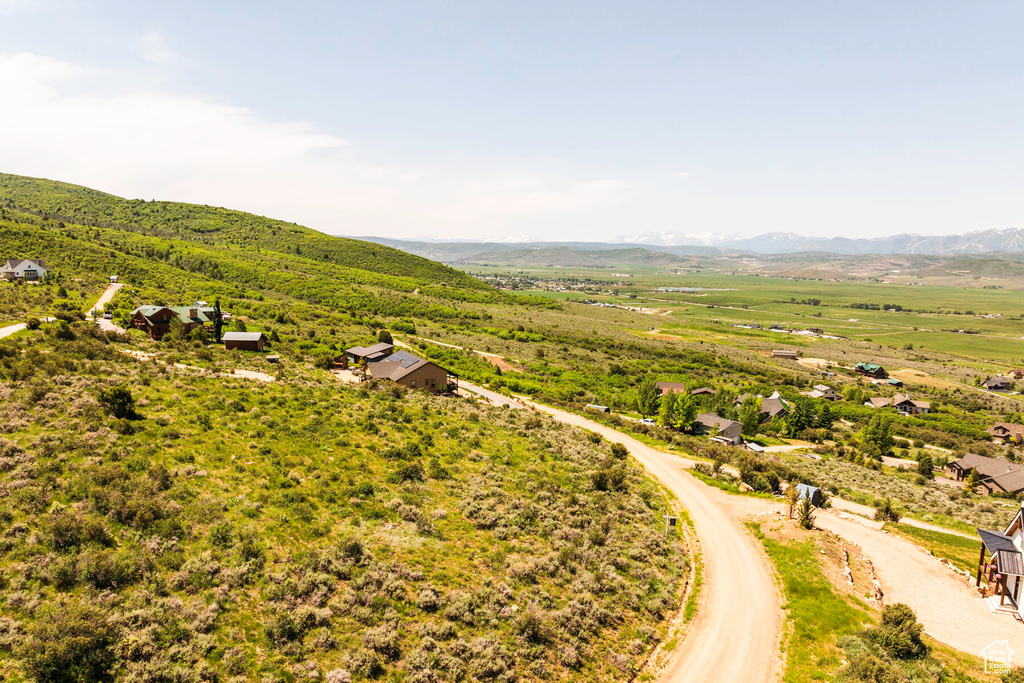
[794, 484, 823, 507]
[223, 331, 267, 352]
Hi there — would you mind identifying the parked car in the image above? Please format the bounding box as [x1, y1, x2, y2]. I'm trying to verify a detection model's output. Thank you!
[639, 418, 657, 425]
[102, 312, 113, 320]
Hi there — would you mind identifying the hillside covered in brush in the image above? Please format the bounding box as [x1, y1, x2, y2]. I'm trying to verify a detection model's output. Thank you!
[0, 173, 504, 325]
[0, 316, 687, 681]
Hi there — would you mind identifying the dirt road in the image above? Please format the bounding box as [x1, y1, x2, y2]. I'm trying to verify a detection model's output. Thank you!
[86, 282, 122, 315]
[88, 283, 126, 333]
[512, 394, 782, 683]
[0, 322, 26, 339]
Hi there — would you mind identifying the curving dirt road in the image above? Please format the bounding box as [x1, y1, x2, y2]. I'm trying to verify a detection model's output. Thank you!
[502, 391, 783, 683]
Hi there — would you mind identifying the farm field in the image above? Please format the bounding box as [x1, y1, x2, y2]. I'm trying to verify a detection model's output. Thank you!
[483, 267, 1024, 366]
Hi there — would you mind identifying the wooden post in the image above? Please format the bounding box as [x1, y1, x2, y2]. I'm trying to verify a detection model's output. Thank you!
[977, 544, 986, 587]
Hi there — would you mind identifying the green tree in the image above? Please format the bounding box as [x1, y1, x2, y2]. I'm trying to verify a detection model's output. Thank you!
[213, 299, 223, 343]
[916, 453, 933, 479]
[817, 401, 835, 430]
[97, 385, 135, 420]
[234, 318, 248, 333]
[635, 375, 661, 418]
[658, 391, 678, 428]
[166, 315, 186, 342]
[860, 413, 895, 458]
[739, 396, 761, 438]
[18, 598, 115, 683]
[965, 467, 980, 491]
[674, 392, 698, 431]
[784, 401, 813, 437]
[378, 328, 394, 344]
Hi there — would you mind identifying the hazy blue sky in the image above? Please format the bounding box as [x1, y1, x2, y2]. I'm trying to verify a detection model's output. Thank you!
[2, 1, 1022, 242]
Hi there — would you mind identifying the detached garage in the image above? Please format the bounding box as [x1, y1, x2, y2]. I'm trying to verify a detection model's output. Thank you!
[223, 331, 267, 352]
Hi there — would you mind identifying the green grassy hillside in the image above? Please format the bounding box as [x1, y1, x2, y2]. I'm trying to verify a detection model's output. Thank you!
[0, 324, 687, 682]
[0, 173, 484, 290]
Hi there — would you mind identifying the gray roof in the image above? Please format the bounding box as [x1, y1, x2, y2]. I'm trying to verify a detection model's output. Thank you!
[950, 452, 1020, 480]
[346, 342, 394, 358]
[996, 549, 1024, 577]
[988, 469, 1024, 494]
[979, 528, 1018, 554]
[1, 258, 46, 271]
[696, 413, 741, 431]
[223, 331, 266, 342]
[760, 397, 789, 418]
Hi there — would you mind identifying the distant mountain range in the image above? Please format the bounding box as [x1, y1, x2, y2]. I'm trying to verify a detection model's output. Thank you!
[615, 228, 1024, 255]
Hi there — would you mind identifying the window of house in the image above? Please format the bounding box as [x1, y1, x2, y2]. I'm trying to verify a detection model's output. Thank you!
[411, 380, 417, 388]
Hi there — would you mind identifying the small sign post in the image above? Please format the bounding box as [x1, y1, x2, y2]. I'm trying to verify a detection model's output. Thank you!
[664, 515, 678, 535]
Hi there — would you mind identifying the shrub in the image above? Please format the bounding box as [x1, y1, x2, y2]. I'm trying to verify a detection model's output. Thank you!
[25, 317, 41, 331]
[610, 443, 628, 461]
[389, 462, 425, 483]
[362, 625, 400, 660]
[18, 598, 115, 683]
[874, 497, 901, 523]
[97, 385, 136, 420]
[1002, 668, 1024, 683]
[870, 603, 926, 659]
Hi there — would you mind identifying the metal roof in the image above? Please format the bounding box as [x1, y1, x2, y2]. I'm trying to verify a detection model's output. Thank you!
[997, 549, 1024, 577]
[223, 331, 265, 341]
[979, 528, 1017, 554]
[346, 342, 394, 357]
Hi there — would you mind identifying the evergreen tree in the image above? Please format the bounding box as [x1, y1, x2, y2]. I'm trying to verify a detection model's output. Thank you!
[635, 375, 661, 418]
[965, 467, 980, 491]
[797, 495, 815, 529]
[378, 329, 394, 344]
[213, 299, 223, 343]
[817, 401, 836, 430]
[916, 453, 934, 479]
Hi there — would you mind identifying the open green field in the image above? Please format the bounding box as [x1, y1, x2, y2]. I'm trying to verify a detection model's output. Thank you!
[475, 266, 1024, 365]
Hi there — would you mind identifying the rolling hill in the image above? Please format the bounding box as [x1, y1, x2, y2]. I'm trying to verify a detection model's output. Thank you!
[0, 173, 483, 291]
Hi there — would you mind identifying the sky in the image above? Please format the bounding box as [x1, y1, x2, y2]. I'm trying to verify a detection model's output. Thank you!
[1, 1, 1022, 243]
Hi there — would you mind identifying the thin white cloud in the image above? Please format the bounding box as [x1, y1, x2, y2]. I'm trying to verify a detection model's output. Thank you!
[673, 171, 690, 179]
[136, 30, 177, 66]
[0, 51, 629, 240]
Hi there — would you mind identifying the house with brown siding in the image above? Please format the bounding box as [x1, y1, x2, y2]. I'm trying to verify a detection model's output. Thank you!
[990, 422, 1024, 445]
[223, 331, 267, 352]
[129, 305, 216, 340]
[366, 350, 454, 394]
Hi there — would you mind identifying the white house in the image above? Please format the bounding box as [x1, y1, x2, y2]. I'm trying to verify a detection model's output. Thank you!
[977, 501, 1024, 618]
[805, 384, 837, 400]
[0, 258, 48, 281]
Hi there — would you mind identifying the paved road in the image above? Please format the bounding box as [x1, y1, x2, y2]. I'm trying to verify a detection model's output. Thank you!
[460, 382, 782, 683]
